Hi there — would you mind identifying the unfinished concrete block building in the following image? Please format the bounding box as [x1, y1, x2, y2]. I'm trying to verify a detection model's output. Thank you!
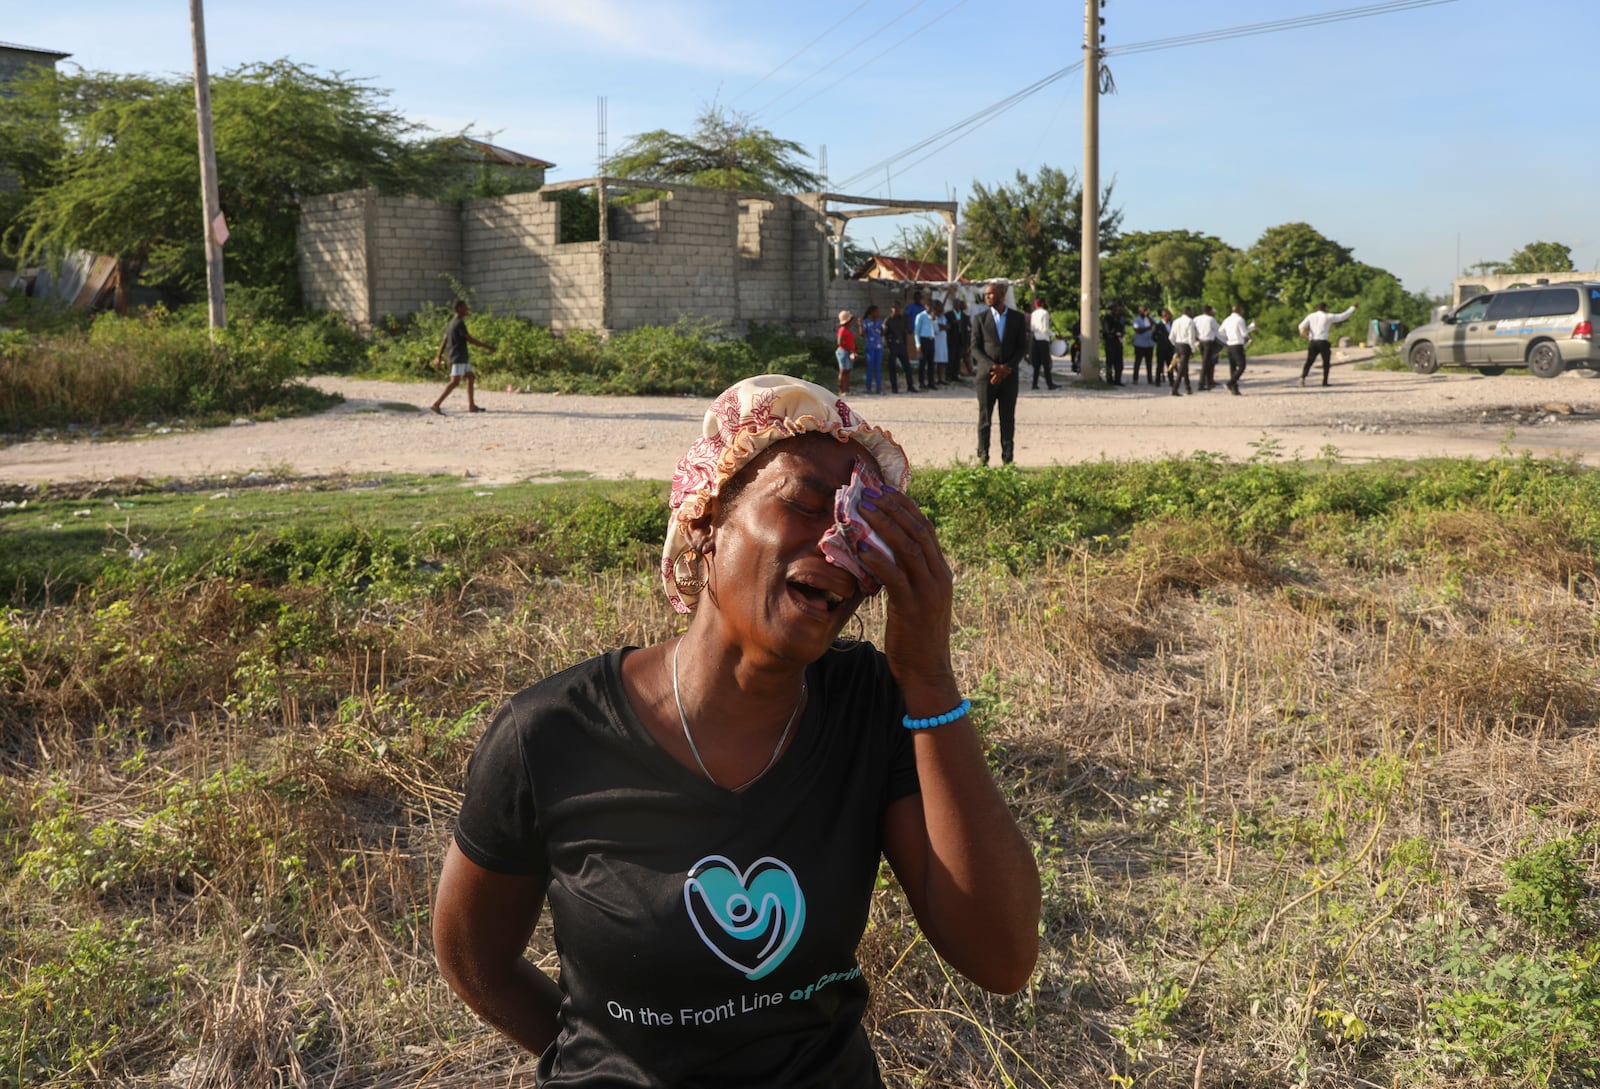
[295, 178, 958, 337]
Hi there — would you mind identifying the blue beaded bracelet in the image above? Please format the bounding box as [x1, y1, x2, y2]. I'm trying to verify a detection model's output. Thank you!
[902, 698, 971, 730]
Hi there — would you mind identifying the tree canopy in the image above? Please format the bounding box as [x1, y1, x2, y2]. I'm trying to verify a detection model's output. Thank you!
[959, 165, 1121, 313]
[602, 105, 822, 193]
[1491, 240, 1576, 275]
[0, 60, 454, 301]
[1102, 229, 1228, 313]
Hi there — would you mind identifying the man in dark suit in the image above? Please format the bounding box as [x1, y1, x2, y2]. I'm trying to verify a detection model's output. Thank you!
[970, 280, 1028, 465]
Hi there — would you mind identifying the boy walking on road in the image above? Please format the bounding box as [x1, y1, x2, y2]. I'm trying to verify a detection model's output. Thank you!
[431, 301, 496, 414]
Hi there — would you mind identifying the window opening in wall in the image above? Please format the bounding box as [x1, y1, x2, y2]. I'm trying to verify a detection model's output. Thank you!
[738, 199, 773, 259]
[546, 188, 600, 244]
[608, 191, 671, 243]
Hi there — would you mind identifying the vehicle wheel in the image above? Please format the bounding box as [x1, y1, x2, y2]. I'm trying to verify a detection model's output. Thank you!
[1527, 341, 1564, 379]
[1475, 366, 1506, 376]
[1408, 341, 1439, 374]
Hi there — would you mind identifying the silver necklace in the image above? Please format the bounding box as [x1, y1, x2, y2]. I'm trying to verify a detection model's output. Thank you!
[671, 639, 805, 792]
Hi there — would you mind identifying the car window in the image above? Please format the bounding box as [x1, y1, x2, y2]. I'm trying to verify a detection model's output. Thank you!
[1485, 292, 1536, 321]
[1454, 296, 1491, 322]
[1528, 289, 1579, 317]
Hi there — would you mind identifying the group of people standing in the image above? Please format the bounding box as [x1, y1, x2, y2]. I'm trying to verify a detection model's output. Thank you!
[832, 283, 1364, 471]
[1086, 301, 1250, 395]
[1033, 299, 1356, 398]
[836, 290, 975, 396]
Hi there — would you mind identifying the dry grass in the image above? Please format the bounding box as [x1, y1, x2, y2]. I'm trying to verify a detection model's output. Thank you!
[4, 502, 1599, 1088]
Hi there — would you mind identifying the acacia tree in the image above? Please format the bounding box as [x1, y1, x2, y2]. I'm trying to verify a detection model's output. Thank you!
[602, 105, 821, 193]
[961, 165, 1120, 315]
[1, 60, 453, 302]
[1492, 241, 1576, 275]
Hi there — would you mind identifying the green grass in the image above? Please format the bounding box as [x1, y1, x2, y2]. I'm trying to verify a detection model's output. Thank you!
[4, 455, 1599, 1088]
[0, 474, 668, 606]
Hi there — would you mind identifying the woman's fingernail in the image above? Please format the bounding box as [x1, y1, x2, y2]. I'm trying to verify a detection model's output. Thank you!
[861, 499, 878, 511]
[863, 487, 882, 498]
[884, 484, 900, 494]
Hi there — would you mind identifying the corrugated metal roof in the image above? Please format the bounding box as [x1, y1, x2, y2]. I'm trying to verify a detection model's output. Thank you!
[458, 137, 554, 170]
[853, 255, 966, 283]
[0, 42, 71, 59]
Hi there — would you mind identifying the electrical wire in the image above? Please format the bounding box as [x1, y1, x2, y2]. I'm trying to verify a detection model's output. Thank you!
[1105, 0, 1455, 57]
[759, 0, 975, 124]
[832, 63, 1082, 191]
[748, 0, 934, 119]
[733, 0, 874, 104]
[837, 0, 1456, 195]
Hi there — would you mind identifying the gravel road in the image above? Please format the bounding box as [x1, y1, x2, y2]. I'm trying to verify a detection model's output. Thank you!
[4, 353, 1599, 486]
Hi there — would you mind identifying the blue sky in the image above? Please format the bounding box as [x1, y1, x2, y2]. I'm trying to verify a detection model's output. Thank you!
[10, 0, 1593, 297]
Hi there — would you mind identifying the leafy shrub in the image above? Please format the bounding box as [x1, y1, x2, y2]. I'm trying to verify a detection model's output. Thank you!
[0, 308, 340, 432]
[359, 308, 831, 394]
[1499, 835, 1596, 938]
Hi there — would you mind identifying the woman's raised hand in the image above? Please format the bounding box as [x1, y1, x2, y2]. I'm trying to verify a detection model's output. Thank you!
[853, 485, 957, 697]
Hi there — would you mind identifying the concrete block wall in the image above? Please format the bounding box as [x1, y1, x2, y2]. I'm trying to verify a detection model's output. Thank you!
[547, 247, 604, 332]
[610, 200, 662, 243]
[737, 199, 793, 328]
[297, 191, 371, 324]
[462, 191, 573, 324]
[367, 195, 462, 320]
[296, 183, 899, 336]
[607, 189, 741, 329]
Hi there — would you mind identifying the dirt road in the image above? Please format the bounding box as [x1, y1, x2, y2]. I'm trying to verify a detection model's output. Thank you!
[4, 354, 1600, 486]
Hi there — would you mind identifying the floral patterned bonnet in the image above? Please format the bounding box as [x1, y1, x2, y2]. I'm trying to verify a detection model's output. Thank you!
[661, 373, 910, 614]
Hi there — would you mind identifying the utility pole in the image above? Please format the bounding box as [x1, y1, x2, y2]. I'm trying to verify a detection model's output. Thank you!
[190, 0, 226, 338]
[1080, 0, 1103, 379]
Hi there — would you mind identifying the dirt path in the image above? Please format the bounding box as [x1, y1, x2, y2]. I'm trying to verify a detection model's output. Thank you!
[5, 354, 1600, 486]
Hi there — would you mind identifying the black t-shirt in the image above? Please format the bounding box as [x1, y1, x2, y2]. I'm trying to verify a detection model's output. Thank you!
[443, 314, 470, 367]
[453, 643, 920, 1088]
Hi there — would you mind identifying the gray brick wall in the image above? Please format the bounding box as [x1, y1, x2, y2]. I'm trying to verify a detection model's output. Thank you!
[369, 195, 461, 320]
[297, 183, 859, 335]
[297, 192, 371, 324]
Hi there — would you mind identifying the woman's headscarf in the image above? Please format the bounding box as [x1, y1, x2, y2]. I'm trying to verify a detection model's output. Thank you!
[662, 374, 910, 614]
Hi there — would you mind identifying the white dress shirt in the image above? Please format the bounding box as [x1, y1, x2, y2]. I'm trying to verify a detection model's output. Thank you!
[1298, 305, 1358, 341]
[1219, 312, 1249, 347]
[1029, 307, 1052, 341]
[1193, 313, 1221, 342]
[1168, 313, 1198, 348]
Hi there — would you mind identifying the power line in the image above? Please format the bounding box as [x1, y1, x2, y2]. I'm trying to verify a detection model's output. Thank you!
[833, 63, 1081, 191]
[837, 0, 1457, 195]
[1105, 0, 1455, 57]
[760, 0, 975, 124]
[749, 0, 933, 118]
[733, 0, 873, 104]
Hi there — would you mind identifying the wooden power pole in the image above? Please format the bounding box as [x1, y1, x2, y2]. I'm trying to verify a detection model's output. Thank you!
[1080, 0, 1103, 379]
[190, 0, 226, 338]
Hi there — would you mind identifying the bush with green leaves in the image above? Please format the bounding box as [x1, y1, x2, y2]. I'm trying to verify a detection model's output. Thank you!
[360, 308, 831, 394]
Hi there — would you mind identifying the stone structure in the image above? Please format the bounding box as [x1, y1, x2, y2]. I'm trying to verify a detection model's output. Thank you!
[296, 177, 957, 336]
[1453, 270, 1597, 307]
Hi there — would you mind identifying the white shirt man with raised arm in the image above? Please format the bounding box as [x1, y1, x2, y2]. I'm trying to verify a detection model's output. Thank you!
[1298, 303, 1358, 387]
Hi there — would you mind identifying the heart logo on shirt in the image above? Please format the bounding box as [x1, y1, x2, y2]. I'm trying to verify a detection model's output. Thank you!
[683, 855, 806, 981]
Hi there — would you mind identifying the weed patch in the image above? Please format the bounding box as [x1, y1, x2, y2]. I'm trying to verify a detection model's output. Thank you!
[3, 459, 1599, 1087]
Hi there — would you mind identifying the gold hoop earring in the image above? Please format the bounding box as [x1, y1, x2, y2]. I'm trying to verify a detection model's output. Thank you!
[673, 547, 707, 597]
[833, 612, 866, 648]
